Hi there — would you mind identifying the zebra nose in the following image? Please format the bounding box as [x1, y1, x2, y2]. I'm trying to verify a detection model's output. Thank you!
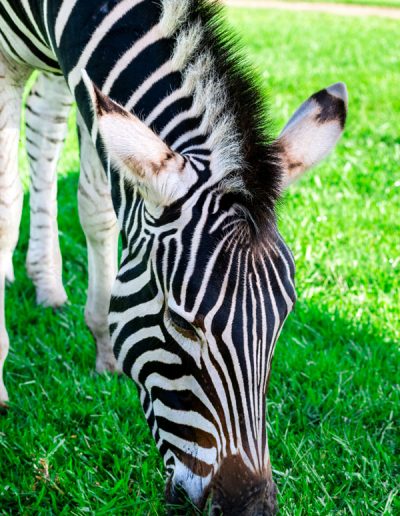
[209, 455, 278, 516]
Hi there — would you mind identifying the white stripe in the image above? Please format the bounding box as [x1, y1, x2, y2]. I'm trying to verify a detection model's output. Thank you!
[126, 59, 173, 112]
[261, 260, 281, 385]
[159, 430, 217, 466]
[203, 247, 241, 457]
[248, 263, 262, 470]
[0, 19, 57, 71]
[68, 0, 145, 92]
[102, 24, 161, 95]
[267, 254, 295, 312]
[144, 373, 226, 454]
[42, 0, 53, 52]
[241, 251, 256, 455]
[20, 0, 48, 44]
[152, 399, 222, 452]
[55, 0, 79, 46]
[113, 267, 151, 297]
[188, 227, 235, 318]
[180, 194, 212, 307]
[1, 0, 54, 58]
[222, 249, 260, 471]
[252, 257, 269, 466]
[109, 297, 161, 327]
[131, 350, 182, 384]
[115, 325, 164, 369]
[0, 33, 26, 66]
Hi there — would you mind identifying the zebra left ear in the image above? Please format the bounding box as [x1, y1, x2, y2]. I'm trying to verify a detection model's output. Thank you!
[81, 71, 193, 206]
[277, 82, 348, 189]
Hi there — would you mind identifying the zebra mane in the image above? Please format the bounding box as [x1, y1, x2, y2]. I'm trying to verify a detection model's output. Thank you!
[160, 0, 282, 230]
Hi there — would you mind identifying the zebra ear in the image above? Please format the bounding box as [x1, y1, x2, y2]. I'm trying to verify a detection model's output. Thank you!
[81, 71, 192, 206]
[277, 83, 348, 189]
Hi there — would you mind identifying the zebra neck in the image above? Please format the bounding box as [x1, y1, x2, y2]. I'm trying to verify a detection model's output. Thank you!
[47, 1, 243, 187]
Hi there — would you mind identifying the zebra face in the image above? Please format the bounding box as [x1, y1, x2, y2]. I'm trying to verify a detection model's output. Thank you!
[110, 188, 296, 513]
[162, 209, 296, 514]
[86, 77, 347, 513]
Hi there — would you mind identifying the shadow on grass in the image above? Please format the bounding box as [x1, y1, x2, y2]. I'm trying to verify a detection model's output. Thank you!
[0, 171, 398, 514]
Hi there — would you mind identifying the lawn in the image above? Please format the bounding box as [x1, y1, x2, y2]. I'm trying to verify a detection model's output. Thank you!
[1, 7, 399, 516]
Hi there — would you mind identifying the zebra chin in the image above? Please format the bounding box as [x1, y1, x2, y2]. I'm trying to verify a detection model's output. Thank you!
[165, 455, 278, 516]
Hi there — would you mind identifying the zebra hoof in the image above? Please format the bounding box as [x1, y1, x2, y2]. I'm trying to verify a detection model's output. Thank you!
[96, 354, 122, 375]
[5, 257, 15, 284]
[0, 384, 9, 414]
[36, 286, 68, 309]
[0, 401, 9, 415]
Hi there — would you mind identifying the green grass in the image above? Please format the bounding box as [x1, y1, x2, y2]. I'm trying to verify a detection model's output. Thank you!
[1, 8, 399, 516]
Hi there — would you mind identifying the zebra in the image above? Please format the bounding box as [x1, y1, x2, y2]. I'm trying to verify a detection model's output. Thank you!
[0, 0, 347, 513]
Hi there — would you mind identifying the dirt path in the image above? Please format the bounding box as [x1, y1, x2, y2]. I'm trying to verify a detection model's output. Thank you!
[224, 0, 400, 19]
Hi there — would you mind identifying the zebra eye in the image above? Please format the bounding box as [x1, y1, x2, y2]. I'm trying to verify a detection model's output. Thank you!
[168, 309, 198, 339]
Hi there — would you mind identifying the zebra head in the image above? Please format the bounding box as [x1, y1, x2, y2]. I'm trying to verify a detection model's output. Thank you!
[84, 76, 347, 514]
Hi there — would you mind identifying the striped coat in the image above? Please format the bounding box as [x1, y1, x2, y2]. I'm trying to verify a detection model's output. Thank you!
[0, 1, 347, 513]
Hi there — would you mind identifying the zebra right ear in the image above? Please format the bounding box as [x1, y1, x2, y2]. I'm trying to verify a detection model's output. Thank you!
[277, 82, 348, 188]
[81, 71, 196, 206]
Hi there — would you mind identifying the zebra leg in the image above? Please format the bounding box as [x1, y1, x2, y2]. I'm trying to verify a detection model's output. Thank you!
[0, 51, 29, 405]
[77, 114, 120, 373]
[26, 72, 72, 308]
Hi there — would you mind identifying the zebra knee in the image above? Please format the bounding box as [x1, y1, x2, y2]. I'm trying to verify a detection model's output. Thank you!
[84, 308, 109, 341]
[78, 171, 118, 245]
[0, 214, 22, 285]
[84, 308, 118, 374]
[5, 256, 15, 284]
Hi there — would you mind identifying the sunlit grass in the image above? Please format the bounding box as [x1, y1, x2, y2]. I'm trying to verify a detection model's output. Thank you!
[1, 7, 399, 515]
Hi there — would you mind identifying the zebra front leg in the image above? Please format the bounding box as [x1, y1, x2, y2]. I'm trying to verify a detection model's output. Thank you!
[0, 52, 29, 405]
[77, 114, 120, 373]
[26, 72, 73, 308]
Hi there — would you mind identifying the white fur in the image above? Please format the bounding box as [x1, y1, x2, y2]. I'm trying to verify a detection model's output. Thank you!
[160, 0, 190, 38]
[98, 111, 198, 206]
[20, 0, 48, 45]
[68, 0, 145, 92]
[279, 82, 348, 188]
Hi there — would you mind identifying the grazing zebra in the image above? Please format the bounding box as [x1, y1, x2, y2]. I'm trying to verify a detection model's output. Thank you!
[0, 0, 347, 513]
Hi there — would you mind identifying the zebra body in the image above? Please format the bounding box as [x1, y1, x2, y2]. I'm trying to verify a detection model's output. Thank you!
[0, 1, 347, 512]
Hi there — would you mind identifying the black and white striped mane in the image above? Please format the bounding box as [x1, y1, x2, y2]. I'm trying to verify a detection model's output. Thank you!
[178, 0, 282, 213]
